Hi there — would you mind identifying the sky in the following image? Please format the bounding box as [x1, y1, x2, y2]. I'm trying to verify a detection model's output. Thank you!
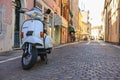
[79, 0, 105, 26]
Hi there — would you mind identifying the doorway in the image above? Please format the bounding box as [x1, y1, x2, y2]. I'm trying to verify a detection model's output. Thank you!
[14, 0, 21, 48]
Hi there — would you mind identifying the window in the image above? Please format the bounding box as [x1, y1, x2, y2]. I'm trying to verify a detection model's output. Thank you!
[49, 15, 53, 27]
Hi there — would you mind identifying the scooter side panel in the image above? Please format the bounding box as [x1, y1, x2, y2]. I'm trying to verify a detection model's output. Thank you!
[21, 20, 43, 38]
[21, 20, 44, 47]
[45, 36, 53, 48]
[36, 35, 53, 49]
[21, 36, 44, 47]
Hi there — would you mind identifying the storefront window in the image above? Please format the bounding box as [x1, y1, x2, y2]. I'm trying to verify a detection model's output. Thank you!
[49, 15, 53, 27]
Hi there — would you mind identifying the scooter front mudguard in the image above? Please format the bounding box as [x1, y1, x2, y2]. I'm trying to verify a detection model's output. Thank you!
[21, 36, 43, 48]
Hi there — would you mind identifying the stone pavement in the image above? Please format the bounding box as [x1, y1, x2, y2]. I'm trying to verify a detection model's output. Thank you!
[0, 41, 120, 80]
[0, 42, 78, 62]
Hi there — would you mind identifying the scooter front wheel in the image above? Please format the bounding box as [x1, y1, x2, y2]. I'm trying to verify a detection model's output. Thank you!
[21, 44, 37, 70]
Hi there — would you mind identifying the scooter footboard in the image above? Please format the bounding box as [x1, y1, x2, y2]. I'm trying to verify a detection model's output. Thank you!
[37, 48, 52, 55]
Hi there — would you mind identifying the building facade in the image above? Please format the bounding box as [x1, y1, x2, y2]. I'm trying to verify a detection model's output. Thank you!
[61, 0, 69, 43]
[0, 0, 34, 52]
[68, 0, 79, 42]
[80, 11, 91, 40]
[91, 26, 103, 40]
[0, 0, 13, 52]
[36, 0, 58, 45]
[78, 9, 83, 40]
[0, 0, 79, 52]
[103, 0, 120, 44]
[36, 0, 68, 45]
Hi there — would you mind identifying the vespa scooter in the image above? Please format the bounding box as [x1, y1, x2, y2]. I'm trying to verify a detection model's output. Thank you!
[20, 7, 53, 70]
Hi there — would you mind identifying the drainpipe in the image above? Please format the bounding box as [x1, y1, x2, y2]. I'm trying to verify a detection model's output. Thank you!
[60, 0, 63, 44]
[61, 0, 63, 16]
[119, 8, 120, 44]
[34, 0, 36, 7]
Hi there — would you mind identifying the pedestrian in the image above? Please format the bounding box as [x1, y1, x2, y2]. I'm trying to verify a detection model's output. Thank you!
[70, 32, 75, 42]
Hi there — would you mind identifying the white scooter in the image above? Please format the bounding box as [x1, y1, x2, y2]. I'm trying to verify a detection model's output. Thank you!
[20, 7, 53, 70]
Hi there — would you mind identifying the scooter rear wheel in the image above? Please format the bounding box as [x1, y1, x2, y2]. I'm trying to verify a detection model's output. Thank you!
[40, 54, 48, 64]
[21, 45, 37, 70]
[44, 54, 48, 64]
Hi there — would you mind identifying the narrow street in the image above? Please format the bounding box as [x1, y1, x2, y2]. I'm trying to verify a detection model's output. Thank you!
[0, 41, 120, 80]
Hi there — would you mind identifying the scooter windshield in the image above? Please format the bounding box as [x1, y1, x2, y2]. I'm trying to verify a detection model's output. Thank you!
[26, 7, 42, 17]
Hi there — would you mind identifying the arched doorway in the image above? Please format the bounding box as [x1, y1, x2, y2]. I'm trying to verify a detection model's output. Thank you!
[14, 0, 21, 48]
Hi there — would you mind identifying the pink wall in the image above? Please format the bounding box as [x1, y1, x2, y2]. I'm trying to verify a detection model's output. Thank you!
[43, 0, 60, 15]
[27, 0, 34, 10]
[26, 0, 34, 19]
[0, 0, 12, 24]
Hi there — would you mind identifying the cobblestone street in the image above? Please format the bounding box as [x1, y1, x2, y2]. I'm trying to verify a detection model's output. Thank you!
[0, 41, 120, 80]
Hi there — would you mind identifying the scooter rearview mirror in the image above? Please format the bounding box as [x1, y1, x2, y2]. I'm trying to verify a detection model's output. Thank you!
[19, 10, 25, 13]
[45, 9, 51, 14]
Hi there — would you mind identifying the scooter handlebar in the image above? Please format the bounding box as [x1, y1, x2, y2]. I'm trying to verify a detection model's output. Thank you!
[19, 10, 25, 13]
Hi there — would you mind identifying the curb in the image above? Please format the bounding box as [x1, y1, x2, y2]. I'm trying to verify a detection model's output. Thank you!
[0, 42, 79, 64]
[53, 42, 79, 49]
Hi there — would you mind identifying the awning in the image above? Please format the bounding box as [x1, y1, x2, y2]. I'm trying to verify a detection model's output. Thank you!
[68, 26, 75, 33]
[54, 14, 68, 27]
